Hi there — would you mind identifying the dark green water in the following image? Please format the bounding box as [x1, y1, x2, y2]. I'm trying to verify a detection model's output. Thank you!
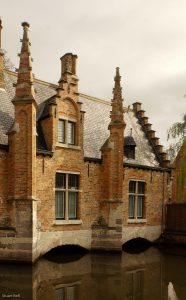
[0, 247, 186, 300]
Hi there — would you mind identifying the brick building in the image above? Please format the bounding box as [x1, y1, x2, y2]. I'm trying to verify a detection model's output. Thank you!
[0, 21, 171, 262]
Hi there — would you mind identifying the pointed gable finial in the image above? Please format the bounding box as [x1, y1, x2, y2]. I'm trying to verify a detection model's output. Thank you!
[113, 67, 123, 103]
[109, 67, 125, 126]
[13, 22, 36, 103]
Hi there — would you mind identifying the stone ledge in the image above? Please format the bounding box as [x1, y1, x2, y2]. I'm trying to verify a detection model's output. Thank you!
[127, 219, 147, 224]
[56, 143, 81, 151]
[53, 220, 83, 225]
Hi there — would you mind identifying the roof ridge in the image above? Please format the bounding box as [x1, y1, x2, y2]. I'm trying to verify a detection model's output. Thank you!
[80, 93, 110, 106]
[5, 69, 58, 88]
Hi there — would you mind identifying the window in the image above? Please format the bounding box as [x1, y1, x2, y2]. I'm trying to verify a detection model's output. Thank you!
[124, 146, 135, 159]
[68, 121, 75, 145]
[128, 181, 145, 219]
[124, 136, 136, 160]
[55, 173, 79, 220]
[58, 120, 65, 143]
[58, 119, 75, 145]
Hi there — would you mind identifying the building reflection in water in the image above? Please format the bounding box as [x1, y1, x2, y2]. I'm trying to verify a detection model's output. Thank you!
[1, 247, 186, 299]
[126, 269, 144, 300]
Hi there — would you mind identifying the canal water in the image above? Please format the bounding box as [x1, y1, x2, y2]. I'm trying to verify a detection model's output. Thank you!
[0, 246, 186, 300]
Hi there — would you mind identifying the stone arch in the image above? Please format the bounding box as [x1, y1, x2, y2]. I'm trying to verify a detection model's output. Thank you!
[58, 97, 79, 120]
[35, 231, 91, 260]
[122, 225, 161, 245]
[63, 97, 79, 116]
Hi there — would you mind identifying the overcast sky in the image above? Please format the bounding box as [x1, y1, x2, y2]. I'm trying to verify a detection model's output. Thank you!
[1, 0, 186, 148]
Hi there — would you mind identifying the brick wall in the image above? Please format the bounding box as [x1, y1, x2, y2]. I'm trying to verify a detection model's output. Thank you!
[172, 140, 186, 203]
[0, 150, 10, 227]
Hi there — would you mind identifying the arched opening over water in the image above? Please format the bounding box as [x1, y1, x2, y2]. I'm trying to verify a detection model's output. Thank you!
[122, 237, 152, 254]
[43, 244, 89, 263]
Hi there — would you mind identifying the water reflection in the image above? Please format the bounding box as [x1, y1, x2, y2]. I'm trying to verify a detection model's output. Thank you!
[1, 247, 186, 299]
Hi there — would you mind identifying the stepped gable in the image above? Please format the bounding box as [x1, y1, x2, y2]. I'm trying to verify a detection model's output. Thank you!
[80, 94, 160, 168]
[133, 102, 170, 168]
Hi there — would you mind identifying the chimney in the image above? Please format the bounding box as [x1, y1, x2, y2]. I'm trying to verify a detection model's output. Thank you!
[58, 53, 78, 96]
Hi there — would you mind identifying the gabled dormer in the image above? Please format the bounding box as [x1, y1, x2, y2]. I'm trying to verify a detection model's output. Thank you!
[55, 53, 84, 150]
[37, 53, 85, 153]
[124, 133, 136, 159]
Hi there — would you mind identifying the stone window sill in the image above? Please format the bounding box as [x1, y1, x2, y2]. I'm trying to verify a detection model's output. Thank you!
[53, 220, 83, 225]
[56, 143, 81, 150]
[127, 219, 147, 224]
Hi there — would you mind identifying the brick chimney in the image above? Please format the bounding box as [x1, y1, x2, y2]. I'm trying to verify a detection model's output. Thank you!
[58, 53, 79, 98]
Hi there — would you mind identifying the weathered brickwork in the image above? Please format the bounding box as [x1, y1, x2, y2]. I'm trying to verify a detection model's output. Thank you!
[0, 21, 171, 262]
[172, 140, 186, 203]
[123, 167, 169, 226]
[0, 150, 10, 227]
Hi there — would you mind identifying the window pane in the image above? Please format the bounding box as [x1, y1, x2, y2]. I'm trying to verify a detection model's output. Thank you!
[129, 195, 135, 218]
[137, 196, 143, 218]
[68, 122, 75, 145]
[68, 192, 77, 219]
[129, 181, 136, 193]
[55, 191, 65, 219]
[55, 288, 65, 300]
[58, 120, 65, 143]
[68, 174, 79, 190]
[56, 173, 66, 189]
[138, 181, 145, 194]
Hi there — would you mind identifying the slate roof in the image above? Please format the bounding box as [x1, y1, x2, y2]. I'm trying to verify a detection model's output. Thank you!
[0, 70, 56, 145]
[0, 70, 160, 168]
[80, 94, 159, 167]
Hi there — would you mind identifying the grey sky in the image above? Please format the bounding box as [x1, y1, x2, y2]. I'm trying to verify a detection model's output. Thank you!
[1, 0, 186, 148]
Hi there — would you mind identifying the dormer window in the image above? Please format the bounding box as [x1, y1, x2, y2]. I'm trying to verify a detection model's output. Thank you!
[124, 135, 136, 159]
[58, 119, 65, 143]
[58, 119, 76, 145]
[125, 146, 135, 159]
[68, 121, 75, 145]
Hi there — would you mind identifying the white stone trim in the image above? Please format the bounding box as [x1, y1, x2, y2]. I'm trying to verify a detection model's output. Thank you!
[127, 219, 147, 223]
[56, 143, 81, 150]
[56, 170, 80, 175]
[53, 220, 83, 225]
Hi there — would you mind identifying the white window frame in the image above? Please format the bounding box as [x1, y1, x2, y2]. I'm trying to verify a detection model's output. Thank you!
[55, 172, 80, 220]
[58, 118, 76, 145]
[128, 180, 145, 220]
[58, 119, 65, 143]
